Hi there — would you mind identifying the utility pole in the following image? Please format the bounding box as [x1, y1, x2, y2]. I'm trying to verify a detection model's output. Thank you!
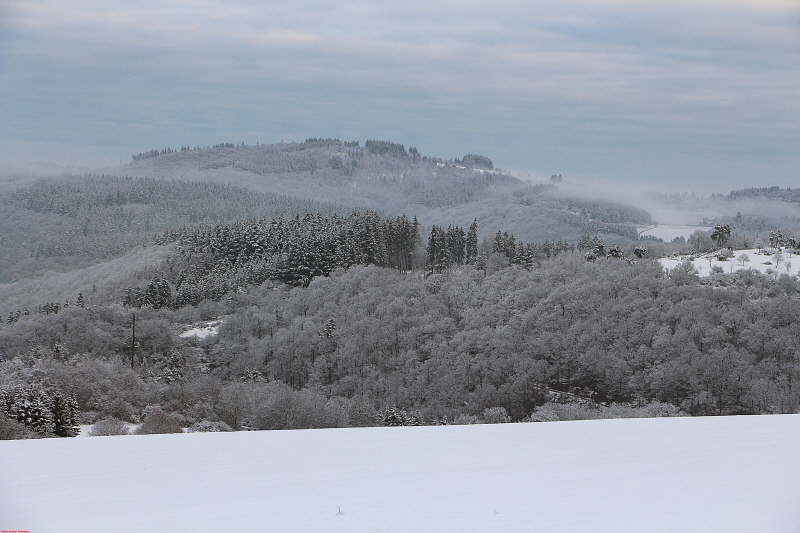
[130, 312, 136, 369]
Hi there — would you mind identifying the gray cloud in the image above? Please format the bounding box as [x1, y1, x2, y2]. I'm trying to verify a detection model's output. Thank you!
[1, 0, 798, 192]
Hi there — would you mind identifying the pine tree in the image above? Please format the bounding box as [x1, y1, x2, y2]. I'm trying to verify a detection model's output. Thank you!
[445, 225, 466, 266]
[50, 392, 79, 437]
[0, 385, 55, 435]
[466, 219, 479, 264]
[426, 226, 450, 273]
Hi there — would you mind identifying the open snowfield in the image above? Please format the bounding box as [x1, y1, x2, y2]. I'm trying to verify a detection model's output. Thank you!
[3, 415, 800, 532]
[660, 248, 799, 277]
[639, 224, 712, 242]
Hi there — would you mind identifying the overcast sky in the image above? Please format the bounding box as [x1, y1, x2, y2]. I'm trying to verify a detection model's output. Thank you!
[1, 0, 798, 192]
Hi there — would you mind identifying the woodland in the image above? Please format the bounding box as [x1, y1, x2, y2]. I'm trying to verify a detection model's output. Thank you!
[1, 139, 799, 439]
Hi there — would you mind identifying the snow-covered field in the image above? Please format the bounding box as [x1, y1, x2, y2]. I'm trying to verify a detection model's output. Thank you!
[660, 248, 798, 277]
[639, 224, 712, 242]
[3, 415, 800, 532]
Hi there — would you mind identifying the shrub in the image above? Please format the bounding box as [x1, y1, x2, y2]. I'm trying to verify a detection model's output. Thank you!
[527, 401, 685, 422]
[88, 417, 130, 436]
[528, 402, 599, 422]
[345, 397, 379, 427]
[381, 407, 422, 427]
[135, 407, 183, 435]
[452, 413, 482, 425]
[89, 395, 138, 422]
[251, 382, 349, 430]
[482, 406, 511, 424]
[0, 413, 40, 439]
[216, 382, 255, 430]
[188, 420, 233, 432]
[634, 401, 685, 418]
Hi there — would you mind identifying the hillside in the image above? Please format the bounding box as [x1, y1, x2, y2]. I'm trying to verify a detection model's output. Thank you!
[0, 139, 652, 284]
[3, 252, 799, 432]
[0, 174, 346, 282]
[113, 139, 650, 244]
[2, 415, 799, 532]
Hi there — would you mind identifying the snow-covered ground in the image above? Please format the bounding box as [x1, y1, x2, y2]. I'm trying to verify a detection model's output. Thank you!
[77, 422, 140, 436]
[660, 248, 799, 277]
[178, 318, 225, 339]
[3, 415, 800, 532]
[639, 224, 712, 242]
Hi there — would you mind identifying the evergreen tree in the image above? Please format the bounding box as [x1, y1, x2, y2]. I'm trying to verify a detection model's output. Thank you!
[466, 219, 479, 264]
[445, 225, 466, 266]
[144, 278, 172, 310]
[0, 385, 55, 435]
[426, 226, 451, 273]
[711, 224, 732, 249]
[606, 244, 624, 259]
[50, 392, 80, 437]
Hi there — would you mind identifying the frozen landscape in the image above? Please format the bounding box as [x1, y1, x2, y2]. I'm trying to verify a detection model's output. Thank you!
[660, 248, 798, 277]
[639, 224, 713, 242]
[2, 2, 799, 532]
[3, 415, 800, 533]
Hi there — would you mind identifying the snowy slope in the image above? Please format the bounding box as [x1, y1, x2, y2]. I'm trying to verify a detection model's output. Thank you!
[660, 248, 799, 277]
[2, 415, 800, 533]
[177, 318, 225, 340]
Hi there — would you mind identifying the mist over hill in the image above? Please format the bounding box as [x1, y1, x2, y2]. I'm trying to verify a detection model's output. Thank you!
[0, 138, 655, 284]
[116, 138, 651, 242]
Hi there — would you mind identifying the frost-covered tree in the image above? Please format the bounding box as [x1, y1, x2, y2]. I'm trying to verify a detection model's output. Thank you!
[88, 418, 130, 436]
[466, 219, 479, 264]
[710, 224, 731, 249]
[381, 407, 422, 427]
[135, 407, 182, 434]
[426, 225, 450, 273]
[50, 391, 80, 437]
[460, 154, 493, 169]
[606, 244, 624, 259]
[0, 385, 54, 435]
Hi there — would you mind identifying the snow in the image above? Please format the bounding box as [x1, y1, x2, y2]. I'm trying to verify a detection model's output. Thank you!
[639, 224, 712, 242]
[77, 423, 140, 436]
[660, 248, 799, 277]
[178, 319, 224, 339]
[3, 415, 800, 532]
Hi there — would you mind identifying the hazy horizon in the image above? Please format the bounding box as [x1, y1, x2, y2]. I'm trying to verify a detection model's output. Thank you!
[1, 1, 798, 194]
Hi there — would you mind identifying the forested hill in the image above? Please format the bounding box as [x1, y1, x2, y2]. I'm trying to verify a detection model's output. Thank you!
[727, 186, 800, 204]
[1, 175, 346, 282]
[0, 137, 653, 289]
[123, 139, 512, 212]
[117, 138, 651, 246]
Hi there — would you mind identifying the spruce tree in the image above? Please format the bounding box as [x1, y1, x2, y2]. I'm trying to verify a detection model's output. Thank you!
[466, 219, 479, 264]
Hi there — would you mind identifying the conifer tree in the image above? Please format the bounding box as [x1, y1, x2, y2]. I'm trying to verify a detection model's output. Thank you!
[50, 392, 80, 437]
[466, 219, 479, 264]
